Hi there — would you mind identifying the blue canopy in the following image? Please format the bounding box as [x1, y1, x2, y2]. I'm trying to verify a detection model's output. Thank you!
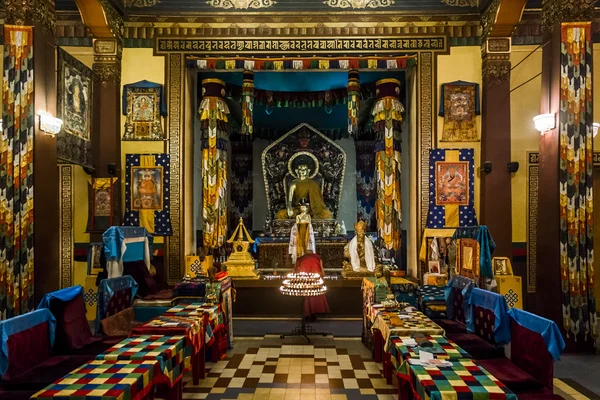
[468, 288, 511, 345]
[509, 308, 565, 360]
[37, 285, 84, 310]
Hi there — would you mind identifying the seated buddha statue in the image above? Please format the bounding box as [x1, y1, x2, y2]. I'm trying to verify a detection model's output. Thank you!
[342, 220, 383, 278]
[276, 163, 332, 220]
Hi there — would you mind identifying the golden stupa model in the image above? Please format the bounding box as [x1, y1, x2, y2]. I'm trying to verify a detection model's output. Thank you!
[224, 218, 259, 279]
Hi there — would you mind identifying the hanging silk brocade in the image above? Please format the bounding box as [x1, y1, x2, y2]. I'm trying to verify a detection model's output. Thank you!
[559, 22, 597, 341]
[200, 79, 229, 249]
[372, 79, 403, 252]
[241, 71, 254, 136]
[347, 70, 360, 136]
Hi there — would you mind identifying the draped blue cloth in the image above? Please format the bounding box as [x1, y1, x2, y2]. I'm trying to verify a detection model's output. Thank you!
[509, 308, 565, 360]
[37, 286, 84, 310]
[95, 275, 139, 334]
[102, 226, 152, 263]
[0, 309, 56, 376]
[444, 275, 474, 320]
[468, 288, 511, 345]
[452, 226, 496, 279]
[122, 80, 167, 116]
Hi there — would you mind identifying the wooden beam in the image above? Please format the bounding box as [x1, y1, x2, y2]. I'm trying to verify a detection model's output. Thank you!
[483, 0, 528, 40]
[72, 0, 114, 38]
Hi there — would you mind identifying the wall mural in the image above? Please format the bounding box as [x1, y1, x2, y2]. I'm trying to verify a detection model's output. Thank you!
[207, 0, 276, 9]
[323, 0, 394, 8]
[57, 48, 93, 167]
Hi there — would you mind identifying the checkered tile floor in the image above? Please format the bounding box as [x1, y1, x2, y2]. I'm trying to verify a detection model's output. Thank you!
[182, 336, 396, 400]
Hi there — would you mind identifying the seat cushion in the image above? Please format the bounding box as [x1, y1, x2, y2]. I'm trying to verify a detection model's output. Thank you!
[51, 294, 93, 352]
[445, 332, 504, 360]
[3, 321, 51, 380]
[0, 355, 94, 391]
[433, 319, 467, 334]
[0, 390, 38, 400]
[67, 336, 126, 357]
[478, 357, 545, 393]
[100, 307, 134, 337]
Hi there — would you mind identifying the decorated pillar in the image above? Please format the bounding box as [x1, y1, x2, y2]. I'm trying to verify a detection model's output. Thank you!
[200, 79, 230, 249]
[537, 0, 596, 347]
[241, 70, 254, 136]
[372, 79, 403, 259]
[347, 70, 360, 136]
[3, 0, 57, 314]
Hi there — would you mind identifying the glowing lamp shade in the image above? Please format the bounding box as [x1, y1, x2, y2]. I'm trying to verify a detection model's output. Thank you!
[533, 113, 555, 134]
[38, 112, 63, 136]
[593, 122, 600, 138]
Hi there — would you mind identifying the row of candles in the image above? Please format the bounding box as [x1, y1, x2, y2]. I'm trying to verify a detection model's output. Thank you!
[280, 286, 328, 297]
[279, 272, 327, 297]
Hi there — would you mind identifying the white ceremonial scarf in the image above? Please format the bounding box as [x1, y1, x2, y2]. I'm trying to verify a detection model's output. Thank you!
[430, 237, 440, 261]
[289, 222, 316, 265]
[348, 235, 376, 272]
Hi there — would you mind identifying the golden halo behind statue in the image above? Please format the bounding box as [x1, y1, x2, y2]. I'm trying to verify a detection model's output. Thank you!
[288, 151, 319, 179]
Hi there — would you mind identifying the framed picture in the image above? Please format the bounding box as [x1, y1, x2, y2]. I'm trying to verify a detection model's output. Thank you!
[131, 166, 164, 211]
[428, 260, 441, 274]
[435, 161, 469, 206]
[57, 48, 93, 167]
[493, 257, 513, 276]
[457, 238, 480, 279]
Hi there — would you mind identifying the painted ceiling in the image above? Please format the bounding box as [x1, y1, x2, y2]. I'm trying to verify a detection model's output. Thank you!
[55, 0, 545, 14]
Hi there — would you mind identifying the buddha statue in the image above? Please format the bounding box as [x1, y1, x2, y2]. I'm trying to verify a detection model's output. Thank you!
[289, 198, 315, 265]
[276, 161, 332, 220]
[342, 220, 383, 278]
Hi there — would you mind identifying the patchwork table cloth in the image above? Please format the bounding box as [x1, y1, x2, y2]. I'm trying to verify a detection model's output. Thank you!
[372, 310, 445, 351]
[97, 335, 186, 387]
[390, 335, 472, 374]
[407, 359, 517, 400]
[130, 315, 203, 357]
[31, 360, 155, 400]
[163, 303, 222, 345]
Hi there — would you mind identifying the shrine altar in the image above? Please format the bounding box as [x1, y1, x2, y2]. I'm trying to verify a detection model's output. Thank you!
[254, 236, 347, 271]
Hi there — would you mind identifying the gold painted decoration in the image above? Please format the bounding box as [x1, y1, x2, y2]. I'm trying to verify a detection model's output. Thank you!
[207, 0, 276, 9]
[347, 70, 360, 137]
[324, 0, 394, 8]
[241, 70, 254, 136]
[442, 0, 477, 7]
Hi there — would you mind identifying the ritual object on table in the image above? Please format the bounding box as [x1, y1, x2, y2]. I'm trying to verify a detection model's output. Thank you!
[279, 272, 329, 342]
[223, 218, 259, 279]
[382, 294, 398, 311]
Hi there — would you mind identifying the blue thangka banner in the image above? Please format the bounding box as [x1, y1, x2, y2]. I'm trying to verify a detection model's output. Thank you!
[426, 148, 477, 229]
[123, 153, 173, 236]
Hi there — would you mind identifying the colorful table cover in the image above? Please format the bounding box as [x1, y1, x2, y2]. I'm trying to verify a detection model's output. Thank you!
[31, 360, 155, 400]
[162, 303, 222, 345]
[372, 310, 445, 351]
[97, 335, 186, 387]
[408, 359, 517, 400]
[390, 335, 472, 375]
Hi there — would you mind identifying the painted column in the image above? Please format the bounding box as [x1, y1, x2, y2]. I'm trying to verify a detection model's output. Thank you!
[537, 0, 596, 349]
[480, 38, 513, 263]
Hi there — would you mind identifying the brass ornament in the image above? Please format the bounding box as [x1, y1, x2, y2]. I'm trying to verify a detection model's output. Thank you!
[207, 0, 276, 9]
[4, 0, 56, 33]
[323, 0, 394, 8]
[541, 0, 594, 33]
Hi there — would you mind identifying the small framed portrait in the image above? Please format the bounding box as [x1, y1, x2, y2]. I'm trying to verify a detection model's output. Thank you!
[428, 260, 441, 274]
[493, 257, 513, 276]
[131, 166, 163, 211]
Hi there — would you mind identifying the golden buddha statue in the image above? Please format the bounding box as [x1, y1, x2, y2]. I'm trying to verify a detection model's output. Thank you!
[342, 220, 383, 279]
[276, 159, 332, 220]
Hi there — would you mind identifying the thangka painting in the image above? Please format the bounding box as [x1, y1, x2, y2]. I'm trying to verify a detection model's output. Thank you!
[123, 154, 172, 236]
[86, 178, 120, 233]
[427, 149, 477, 229]
[435, 161, 468, 206]
[57, 48, 93, 167]
[439, 81, 480, 142]
[122, 80, 167, 141]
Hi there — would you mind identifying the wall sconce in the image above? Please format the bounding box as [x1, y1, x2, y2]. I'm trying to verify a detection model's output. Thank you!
[593, 122, 599, 138]
[38, 112, 63, 137]
[533, 113, 556, 134]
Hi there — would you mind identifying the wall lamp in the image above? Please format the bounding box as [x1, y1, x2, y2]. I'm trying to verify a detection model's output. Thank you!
[38, 111, 63, 137]
[593, 122, 599, 138]
[533, 113, 556, 135]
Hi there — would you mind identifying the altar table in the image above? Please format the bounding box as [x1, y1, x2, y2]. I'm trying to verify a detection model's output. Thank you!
[31, 360, 155, 400]
[130, 315, 204, 384]
[97, 335, 187, 388]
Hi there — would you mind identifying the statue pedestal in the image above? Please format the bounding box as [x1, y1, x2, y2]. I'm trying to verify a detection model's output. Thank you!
[224, 255, 259, 279]
[270, 219, 338, 237]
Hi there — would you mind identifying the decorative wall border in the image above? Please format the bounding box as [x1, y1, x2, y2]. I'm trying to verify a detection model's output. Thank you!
[163, 35, 445, 281]
[526, 151, 538, 293]
[59, 165, 74, 289]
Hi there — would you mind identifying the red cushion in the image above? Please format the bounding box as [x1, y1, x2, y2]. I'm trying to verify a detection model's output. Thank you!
[511, 320, 554, 389]
[445, 332, 504, 360]
[4, 322, 51, 380]
[478, 357, 545, 393]
[0, 355, 94, 390]
[106, 288, 132, 318]
[51, 295, 93, 352]
[473, 305, 497, 343]
[433, 319, 467, 334]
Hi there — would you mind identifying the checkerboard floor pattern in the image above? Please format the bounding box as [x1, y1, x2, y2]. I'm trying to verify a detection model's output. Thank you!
[182, 336, 397, 399]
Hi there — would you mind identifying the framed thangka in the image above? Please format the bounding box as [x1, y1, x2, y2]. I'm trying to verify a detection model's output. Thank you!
[122, 80, 167, 141]
[57, 48, 93, 167]
[87, 178, 120, 233]
[439, 81, 480, 142]
[123, 154, 172, 236]
[435, 161, 468, 206]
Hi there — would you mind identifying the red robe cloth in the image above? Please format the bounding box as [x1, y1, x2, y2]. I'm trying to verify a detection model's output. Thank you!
[295, 253, 330, 317]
